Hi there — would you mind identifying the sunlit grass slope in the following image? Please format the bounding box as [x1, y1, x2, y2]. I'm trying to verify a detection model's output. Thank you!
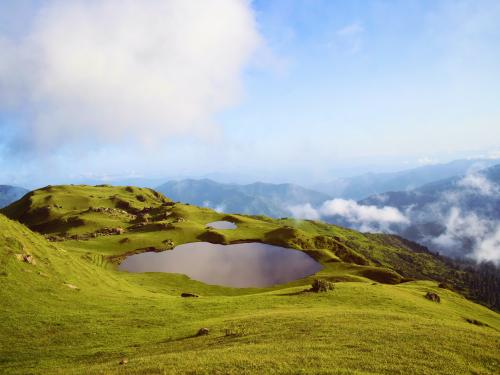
[0, 185, 464, 284]
[1, 185, 499, 374]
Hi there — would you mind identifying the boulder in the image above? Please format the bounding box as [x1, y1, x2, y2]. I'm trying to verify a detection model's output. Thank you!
[196, 328, 209, 336]
[21, 254, 36, 265]
[162, 239, 175, 249]
[119, 357, 129, 365]
[181, 293, 199, 298]
[425, 292, 441, 303]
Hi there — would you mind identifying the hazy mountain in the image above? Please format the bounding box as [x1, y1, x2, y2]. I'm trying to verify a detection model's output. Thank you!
[0, 185, 29, 208]
[156, 179, 331, 218]
[359, 164, 500, 260]
[313, 158, 500, 200]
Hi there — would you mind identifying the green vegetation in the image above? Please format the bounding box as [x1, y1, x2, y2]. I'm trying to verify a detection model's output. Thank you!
[1, 185, 499, 374]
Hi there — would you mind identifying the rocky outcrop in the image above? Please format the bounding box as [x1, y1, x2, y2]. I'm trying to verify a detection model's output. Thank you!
[425, 292, 441, 303]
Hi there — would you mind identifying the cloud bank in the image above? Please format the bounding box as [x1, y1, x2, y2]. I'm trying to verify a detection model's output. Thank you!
[425, 170, 500, 263]
[291, 168, 500, 264]
[0, 0, 260, 149]
[289, 199, 408, 232]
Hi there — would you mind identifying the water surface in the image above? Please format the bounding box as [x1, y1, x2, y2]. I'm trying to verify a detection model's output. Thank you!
[119, 242, 322, 287]
[206, 221, 237, 229]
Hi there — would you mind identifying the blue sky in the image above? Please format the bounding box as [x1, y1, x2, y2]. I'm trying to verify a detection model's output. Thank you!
[0, 0, 499, 187]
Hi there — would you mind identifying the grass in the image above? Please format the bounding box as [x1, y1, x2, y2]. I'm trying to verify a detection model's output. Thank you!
[0, 185, 499, 374]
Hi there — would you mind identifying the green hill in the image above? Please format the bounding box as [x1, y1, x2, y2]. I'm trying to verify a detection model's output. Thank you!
[1, 185, 499, 374]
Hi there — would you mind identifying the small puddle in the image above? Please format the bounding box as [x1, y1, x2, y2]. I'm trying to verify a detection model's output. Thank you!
[119, 242, 322, 287]
[206, 221, 237, 229]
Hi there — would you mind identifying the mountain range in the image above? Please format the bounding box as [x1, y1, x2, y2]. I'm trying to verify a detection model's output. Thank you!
[312, 158, 500, 199]
[156, 179, 330, 218]
[0, 185, 29, 208]
[358, 164, 500, 261]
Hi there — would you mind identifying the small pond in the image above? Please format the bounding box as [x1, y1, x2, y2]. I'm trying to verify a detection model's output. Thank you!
[206, 221, 237, 229]
[119, 242, 322, 287]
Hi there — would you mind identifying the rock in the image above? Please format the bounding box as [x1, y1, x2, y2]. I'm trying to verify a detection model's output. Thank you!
[181, 293, 199, 298]
[162, 239, 175, 249]
[425, 292, 441, 303]
[196, 328, 209, 336]
[23, 254, 36, 265]
[119, 357, 129, 365]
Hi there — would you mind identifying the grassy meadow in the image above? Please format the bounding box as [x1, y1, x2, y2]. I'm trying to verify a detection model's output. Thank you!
[0, 185, 499, 374]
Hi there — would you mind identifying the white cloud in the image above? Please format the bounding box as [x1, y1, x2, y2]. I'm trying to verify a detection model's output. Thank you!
[474, 226, 500, 264]
[319, 199, 409, 225]
[0, 0, 261, 150]
[289, 198, 408, 232]
[417, 157, 439, 165]
[432, 207, 490, 248]
[457, 173, 499, 196]
[430, 207, 500, 265]
[288, 203, 320, 220]
[214, 204, 226, 213]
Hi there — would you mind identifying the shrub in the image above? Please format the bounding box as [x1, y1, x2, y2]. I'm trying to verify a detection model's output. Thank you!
[310, 279, 335, 293]
[115, 199, 132, 210]
[438, 282, 453, 290]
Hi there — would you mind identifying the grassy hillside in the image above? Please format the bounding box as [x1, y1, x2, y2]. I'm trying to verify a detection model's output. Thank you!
[1, 185, 499, 374]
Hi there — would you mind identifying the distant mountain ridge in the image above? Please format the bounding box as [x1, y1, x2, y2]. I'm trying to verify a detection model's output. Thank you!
[313, 158, 500, 200]
[156, 179, 331, 217]
[359, 164, 500, 260]
[0, 185, 29, 208]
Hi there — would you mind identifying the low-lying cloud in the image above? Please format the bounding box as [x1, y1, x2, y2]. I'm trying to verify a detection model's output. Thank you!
[457, 172, 499, 196]
[402, 169, 500, 264]
[291, 167, 500, 265]
[0, 0, 260, 150]
[289, 199, 409, 232]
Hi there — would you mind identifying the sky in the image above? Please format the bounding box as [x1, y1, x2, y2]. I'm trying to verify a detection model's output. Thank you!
[1, 0, 499, 188]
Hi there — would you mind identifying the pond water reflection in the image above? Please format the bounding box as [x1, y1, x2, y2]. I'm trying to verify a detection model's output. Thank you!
[119, 242, 322, 287]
